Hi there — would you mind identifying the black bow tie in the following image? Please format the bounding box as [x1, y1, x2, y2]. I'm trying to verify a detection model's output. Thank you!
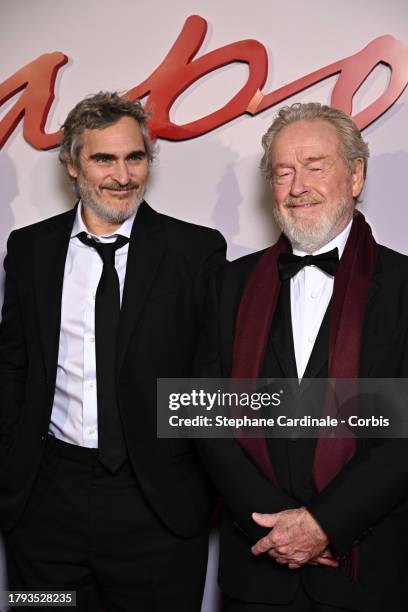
[278, 248, 339, 281]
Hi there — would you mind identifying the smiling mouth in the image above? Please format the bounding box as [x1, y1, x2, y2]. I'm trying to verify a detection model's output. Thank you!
[286, 201, 322, 209]
[103, 187, 136, 192]
[101, 187, 138, 198]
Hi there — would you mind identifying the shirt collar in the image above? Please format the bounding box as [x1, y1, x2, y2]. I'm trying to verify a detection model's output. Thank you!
[292, 218, 353, 260]
[71, 201, 136, 242]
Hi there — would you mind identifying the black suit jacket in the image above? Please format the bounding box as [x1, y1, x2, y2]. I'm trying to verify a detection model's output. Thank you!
[196, 244, 408, 612]
[0, 201, 226, 538]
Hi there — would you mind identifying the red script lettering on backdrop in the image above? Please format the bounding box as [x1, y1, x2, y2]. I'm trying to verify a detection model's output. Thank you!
[0, 15, 407, 150]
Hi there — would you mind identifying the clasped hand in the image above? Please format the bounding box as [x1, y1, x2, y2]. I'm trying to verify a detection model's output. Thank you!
[251, 507, 339, 569]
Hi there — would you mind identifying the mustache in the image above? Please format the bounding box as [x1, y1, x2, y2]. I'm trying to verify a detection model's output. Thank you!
[284, 196, 324, 207]
[101, 181, 139, 191]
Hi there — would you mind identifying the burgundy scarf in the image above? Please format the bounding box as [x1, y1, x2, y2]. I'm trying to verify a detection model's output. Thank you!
[231, 212, 377, 570]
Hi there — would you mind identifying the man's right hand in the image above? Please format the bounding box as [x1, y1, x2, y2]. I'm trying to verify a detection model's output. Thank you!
[251, 510, 339, 569]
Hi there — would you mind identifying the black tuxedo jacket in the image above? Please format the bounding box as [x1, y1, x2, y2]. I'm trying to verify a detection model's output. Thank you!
[0, 201, 226, 537]
[196, 244, 408, 612]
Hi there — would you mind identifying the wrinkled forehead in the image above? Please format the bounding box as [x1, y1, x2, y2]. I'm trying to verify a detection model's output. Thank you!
[270, 119, 341, 165]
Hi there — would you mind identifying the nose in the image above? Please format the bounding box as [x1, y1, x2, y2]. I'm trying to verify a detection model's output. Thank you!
[289, 168, 309, 197]
[111, 160, 130, 185]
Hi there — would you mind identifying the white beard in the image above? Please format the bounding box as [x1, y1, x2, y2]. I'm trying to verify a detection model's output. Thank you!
[273, 197, 352, 253]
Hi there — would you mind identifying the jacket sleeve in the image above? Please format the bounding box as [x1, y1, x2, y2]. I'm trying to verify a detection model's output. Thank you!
[193, 228, 227, 325]
[0, 231, 28, 452]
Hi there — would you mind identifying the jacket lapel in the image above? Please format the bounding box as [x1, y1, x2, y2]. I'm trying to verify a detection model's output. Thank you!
[117, 202, 166, 374]
[268, 281, 298, 379]
[34, 207, 76, 382]
[302, 303, 331, 380]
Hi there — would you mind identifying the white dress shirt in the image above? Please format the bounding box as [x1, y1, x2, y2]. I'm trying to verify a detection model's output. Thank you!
[49, 203, 136, 447]
[290, 220, 352, 379]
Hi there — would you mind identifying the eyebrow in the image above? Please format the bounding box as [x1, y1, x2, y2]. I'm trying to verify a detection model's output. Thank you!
[303, 155, 328, 163]
[89, 150, 147, 161]
[273, 155, 329, 169]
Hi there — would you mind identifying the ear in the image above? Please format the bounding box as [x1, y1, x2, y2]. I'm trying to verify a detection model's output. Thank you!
[351, 158, 364, 199]
[67, 161, 78, 179]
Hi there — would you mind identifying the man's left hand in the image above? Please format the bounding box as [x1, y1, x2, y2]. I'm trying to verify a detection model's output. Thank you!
[251, 508, 329, 567]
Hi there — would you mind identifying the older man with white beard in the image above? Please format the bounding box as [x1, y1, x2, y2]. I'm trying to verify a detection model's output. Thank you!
[196, 103, 408, 612]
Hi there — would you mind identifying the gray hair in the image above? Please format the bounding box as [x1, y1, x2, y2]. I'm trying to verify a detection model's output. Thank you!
[59, 91, 155, 171]
[260, 102, 369, 185]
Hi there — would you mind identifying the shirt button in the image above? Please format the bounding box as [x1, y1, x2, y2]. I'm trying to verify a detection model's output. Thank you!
[88, 381, 95, 388]
[308, 336, 314, 343]
[89, 428, 97, 436]
[89, 336, 95, 343]
[310, 292, 317, 299]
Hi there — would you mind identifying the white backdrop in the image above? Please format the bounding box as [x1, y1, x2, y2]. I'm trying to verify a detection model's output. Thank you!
[1, 1, 407, 609]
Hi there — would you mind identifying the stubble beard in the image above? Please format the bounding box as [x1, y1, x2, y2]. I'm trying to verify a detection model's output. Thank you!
[273, 196, 352, 253]
[76, 174, 145, 224]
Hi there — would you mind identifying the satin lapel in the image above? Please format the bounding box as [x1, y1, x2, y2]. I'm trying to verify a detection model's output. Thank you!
[269, 281, 298, 379]
[34, 207, 76, 381]
[117, 202, 166, 373]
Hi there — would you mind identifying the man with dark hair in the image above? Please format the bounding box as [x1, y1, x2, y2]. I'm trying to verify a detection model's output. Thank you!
[196, 103, 408, 611]
[0, 91, 226, 611]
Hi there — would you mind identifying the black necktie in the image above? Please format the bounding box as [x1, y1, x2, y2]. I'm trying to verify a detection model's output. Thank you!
[77, 232, 129, 472]
[278, 247, 339, 281]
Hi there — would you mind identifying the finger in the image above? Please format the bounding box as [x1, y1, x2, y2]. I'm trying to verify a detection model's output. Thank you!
[314, 555, 339, 568]
[275, 546, 291, 556]
[320, 550, 338, 561]
[275, 557, 289, 565]
[265, 544, 291, 557]
[268, 550, 301, 566]
[252, 512, 279, 528]
[267, 548, 289, 560]
[251, 535, 277, 556]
